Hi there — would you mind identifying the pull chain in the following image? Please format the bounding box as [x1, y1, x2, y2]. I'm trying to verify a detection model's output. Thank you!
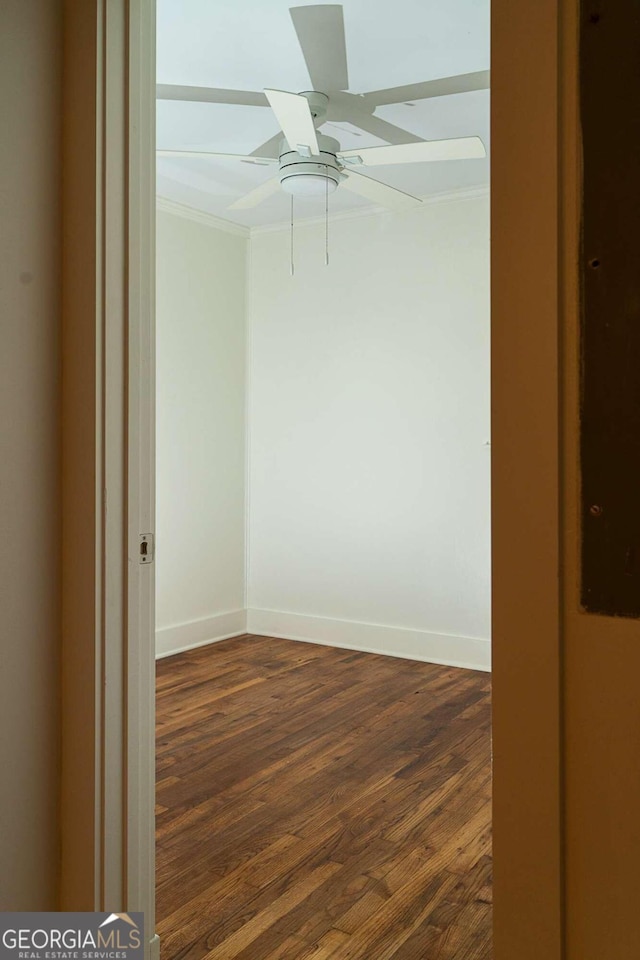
[325, 166, 329, 266]
[290, 195, 295, 276]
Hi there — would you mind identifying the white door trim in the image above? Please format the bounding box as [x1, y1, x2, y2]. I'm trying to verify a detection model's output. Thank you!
[61, 1, 157, 954]
[125, 0, 157, 947]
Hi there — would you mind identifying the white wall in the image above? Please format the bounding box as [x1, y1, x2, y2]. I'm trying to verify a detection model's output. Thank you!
[0, 0, 61, 908]
[155, 208, 247, 656]
[247, 191, 491, 670]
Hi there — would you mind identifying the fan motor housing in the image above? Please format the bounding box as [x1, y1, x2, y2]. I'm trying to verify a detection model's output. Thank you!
[278, 134, 343, 197]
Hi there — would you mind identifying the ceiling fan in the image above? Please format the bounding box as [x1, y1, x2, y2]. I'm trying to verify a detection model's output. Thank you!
[156, 4, 488, 212]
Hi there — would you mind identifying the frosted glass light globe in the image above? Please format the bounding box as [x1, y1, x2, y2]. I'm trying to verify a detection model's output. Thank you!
[281, 174, 339, 197]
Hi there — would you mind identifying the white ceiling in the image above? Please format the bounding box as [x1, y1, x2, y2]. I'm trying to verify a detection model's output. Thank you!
[156, 0, 490, 227]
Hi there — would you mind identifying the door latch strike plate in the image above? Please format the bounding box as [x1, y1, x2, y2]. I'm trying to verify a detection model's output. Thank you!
[139, 533, 154, 564]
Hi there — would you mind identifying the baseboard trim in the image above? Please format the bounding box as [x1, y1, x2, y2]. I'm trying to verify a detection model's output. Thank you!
[148, 934, 160, 960]
[156, 609, 247, 659]
[246, 609, 491, 672]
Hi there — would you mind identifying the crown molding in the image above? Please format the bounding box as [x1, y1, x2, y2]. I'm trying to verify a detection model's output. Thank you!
[156, 183, 489, 239]
[156, 195, 250, 238]
[249, 183, 490, 236]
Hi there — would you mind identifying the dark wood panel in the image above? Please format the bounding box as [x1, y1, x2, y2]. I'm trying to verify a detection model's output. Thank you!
[580, 0, 640, 616]
[156, 635, 492, 959]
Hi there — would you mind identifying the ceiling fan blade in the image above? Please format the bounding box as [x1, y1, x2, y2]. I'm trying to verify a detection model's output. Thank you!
[364, 71, 490, 107]
[289, 5, 349, 92]
[228, 176, 282, 210]
[341, 169, 422, 210]
[157, 149, 277, 165]
[250, 132, 285, 159]
[346, 111, 424, 145]
[339, 137, 486, 166]
[264, 89, 319, 155]
[156, 84, 269, 107]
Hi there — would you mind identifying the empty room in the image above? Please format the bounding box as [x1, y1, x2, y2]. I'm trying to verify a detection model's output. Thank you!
[155, 1, 491, 957]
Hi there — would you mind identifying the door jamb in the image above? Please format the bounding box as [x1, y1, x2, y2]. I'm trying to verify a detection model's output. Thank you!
[61, 1, 157, 955]
[490, 0, 567, 955]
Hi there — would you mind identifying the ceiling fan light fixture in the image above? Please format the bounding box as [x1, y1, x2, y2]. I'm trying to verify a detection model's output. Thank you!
[278, 134, 342, 198]
[281, 173, 339, 197]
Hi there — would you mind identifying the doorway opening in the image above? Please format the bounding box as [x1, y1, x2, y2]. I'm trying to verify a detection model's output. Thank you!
[154, 2, 491, 956]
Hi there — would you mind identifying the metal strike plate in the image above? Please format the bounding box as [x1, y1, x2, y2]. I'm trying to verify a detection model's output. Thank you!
[139, 533, 154, 564]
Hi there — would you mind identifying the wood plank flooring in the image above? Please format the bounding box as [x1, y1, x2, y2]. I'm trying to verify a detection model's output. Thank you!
[156, 635, 492, 960]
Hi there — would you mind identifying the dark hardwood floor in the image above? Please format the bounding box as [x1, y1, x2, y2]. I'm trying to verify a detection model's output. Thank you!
[156, 634, 492, 960]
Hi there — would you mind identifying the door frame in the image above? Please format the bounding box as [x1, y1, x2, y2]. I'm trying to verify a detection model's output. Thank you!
[60, 1, 572, 957]
[490, 0, 573, 955]
[60, 0, 157, 953]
